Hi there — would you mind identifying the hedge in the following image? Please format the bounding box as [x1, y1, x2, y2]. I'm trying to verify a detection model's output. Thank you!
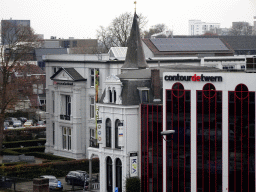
[24, 152, 73, 161]
[2, 146, 45, 156]
[3, 139, 46, 148]
[0, 158, 99, 179]
[126, 177, 141, 192]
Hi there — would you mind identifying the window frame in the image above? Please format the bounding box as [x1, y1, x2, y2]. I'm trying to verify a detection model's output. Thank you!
[138, 87, 150, 103]
[62, 127, 71, 151]
[90, 96, 95, 119]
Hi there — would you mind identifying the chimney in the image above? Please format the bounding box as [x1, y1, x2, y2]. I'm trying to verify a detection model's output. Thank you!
[151, 69, 161, 102]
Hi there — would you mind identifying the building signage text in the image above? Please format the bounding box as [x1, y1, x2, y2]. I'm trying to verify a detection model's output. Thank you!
[164, 74, 222, 82]
[55, 82, 73, 85]
[130, 155, 138, 177]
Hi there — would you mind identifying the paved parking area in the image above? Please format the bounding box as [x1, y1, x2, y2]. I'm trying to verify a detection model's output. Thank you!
[1, 177, 99, 192]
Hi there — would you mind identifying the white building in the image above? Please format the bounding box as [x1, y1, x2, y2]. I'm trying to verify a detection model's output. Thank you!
[189, 20, 220, 35]
[44, 54, 123, 159]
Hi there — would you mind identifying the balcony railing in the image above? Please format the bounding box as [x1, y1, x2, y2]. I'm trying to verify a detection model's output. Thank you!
[60, 115, 70, 121]
[246, 63, 256, 72]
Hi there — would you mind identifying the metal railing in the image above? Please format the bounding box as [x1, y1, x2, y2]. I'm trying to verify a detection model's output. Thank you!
[60, 115, 70, 120]
[246, 63, 256, 72]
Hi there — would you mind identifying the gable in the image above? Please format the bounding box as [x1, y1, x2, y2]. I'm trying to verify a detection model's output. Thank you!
[50, 67, 86, 82]
[52, 70, 73, 81]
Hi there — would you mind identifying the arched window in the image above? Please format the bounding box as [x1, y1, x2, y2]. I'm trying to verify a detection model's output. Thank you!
[106, 118, 112, 147]
[172, 83, 185, 98]
[116, 158, 122, 192]
[203, 83, 216, 98]
[106, 157, 113, 192]
[109, 89, 112, 103]
[114, 90, 117, 103]
[115, 119, 121, 149]
[235, 84, 249, 100]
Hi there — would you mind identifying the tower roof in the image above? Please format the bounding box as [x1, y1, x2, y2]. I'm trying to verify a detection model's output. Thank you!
[121, 13, 149, 70]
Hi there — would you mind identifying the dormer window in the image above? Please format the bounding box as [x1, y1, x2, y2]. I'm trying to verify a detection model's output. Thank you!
[138, 87, 150, 103]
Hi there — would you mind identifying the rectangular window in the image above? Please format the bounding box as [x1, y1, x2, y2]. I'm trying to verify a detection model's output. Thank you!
[33, 84, 43, 94]
[63, 40, 70, 48]
[90, 68, 100, 87]
[141, 90, 149, 103]
[63, 127, 67, 149]
[90, 69, 95, 87]
[138, 87, 150, 103]
[60, 95, 71, 120]
[53, 123, 55, 145]
[197, 89, 222, 192]
[68, 128, 71, 150]
[52, 92, 55, 113]
[90, 128, 98, 147]
[165, 88, 191, 192]
[73, 41, 77, 47]
[90, 97, 95, 119]
[63, 127, 71, 150]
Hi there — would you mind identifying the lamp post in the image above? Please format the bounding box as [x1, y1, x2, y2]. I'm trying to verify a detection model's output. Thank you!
[161, 130, 175, 192]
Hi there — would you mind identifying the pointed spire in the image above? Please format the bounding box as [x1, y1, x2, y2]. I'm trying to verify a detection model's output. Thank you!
[121, 12, 149, 71]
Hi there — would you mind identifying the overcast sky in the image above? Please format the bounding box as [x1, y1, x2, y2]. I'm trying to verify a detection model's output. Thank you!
[1, 0, 256, 39]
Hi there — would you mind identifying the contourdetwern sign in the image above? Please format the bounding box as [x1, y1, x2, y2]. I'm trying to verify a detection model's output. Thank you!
[164, 74, 223, 82]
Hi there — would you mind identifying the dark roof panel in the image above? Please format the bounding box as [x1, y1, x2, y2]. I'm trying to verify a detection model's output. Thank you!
[150, 38, 229, 52]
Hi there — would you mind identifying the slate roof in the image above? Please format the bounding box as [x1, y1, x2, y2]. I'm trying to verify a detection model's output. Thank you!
[122, 13, 149, 69]
[172, 35, 256, 53]
[50, 67, 86, 81]
[143, 38, 234, 56]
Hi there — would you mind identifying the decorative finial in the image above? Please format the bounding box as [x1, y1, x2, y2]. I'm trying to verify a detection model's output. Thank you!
[134, 1, 137, 13]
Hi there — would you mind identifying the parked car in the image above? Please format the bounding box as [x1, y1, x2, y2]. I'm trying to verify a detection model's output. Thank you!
[40, 175, 63, 191]
[12, 120, 22, 128]
[18, 117, 27, 124]
[65, 170, 89, 186]
[5, 117, 17, 125]
[24, 121, 33, 127]
[37, 121, 45, 127]
[4, 121, 9, 130]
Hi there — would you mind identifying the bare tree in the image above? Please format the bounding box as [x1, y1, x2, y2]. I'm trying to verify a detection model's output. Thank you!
[143, 23, 169, 38]
[0, 21, 42, 150]
[229, 22, 252, 36]
[97, 12, 147, 52]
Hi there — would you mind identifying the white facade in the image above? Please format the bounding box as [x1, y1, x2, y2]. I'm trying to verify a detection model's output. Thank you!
[88, 74, 140, 192]
[189, 20, 220, 35]
[44, 54, 123, 159]
[163, 72, 256, 192]
[88, 104, 140, 192]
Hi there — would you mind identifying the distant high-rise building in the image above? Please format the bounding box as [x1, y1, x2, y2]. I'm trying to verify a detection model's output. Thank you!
[1, 19, 30, 45]
[189, 20, 220, 35]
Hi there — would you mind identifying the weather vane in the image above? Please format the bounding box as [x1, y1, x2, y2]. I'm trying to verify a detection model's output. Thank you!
[134, 1, 137, 12]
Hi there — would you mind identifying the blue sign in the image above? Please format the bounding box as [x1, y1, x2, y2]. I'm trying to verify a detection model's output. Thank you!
[57, 181, 62, 188]
[115, 187, 118, 192]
